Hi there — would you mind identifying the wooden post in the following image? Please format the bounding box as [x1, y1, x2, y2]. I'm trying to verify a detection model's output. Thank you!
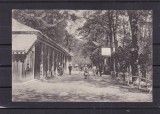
[138, 65, 141, 89]
[18, 60, 23, 81]
[51, 49, 54, 76]
[60, 53, 62, 65]
[55, 51, 59, 76]
[63, 55, 66, 72]
[16, 60, 18, 80]
[66, 56, 69, 72]
[32, 46, 35, 79]
[127, 67, 129, 85]
[12, 60, 17, 82]
[40, 46, 43, 79]
[47, 48, 50, 77]
[21, 60, 25, 80]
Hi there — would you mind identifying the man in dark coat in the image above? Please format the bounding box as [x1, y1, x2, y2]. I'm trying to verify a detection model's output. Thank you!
[68, 64, 72, 75]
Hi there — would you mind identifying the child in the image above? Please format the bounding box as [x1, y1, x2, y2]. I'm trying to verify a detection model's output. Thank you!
[83, 65, 89, 79]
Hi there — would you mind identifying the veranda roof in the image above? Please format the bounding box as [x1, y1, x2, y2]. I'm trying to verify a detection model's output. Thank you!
[12, 18, 73, 56]
[12, 34, 37, 54]
[12, 19, 39, 32]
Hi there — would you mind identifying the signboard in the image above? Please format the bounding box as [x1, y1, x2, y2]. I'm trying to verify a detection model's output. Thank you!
[101, 48, 111, 56]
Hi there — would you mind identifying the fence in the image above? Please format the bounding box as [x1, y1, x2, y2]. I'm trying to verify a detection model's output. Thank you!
[111, 68, 152, 93]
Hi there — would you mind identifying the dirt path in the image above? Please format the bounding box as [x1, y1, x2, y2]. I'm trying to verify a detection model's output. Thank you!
[12, 71, 152, 102]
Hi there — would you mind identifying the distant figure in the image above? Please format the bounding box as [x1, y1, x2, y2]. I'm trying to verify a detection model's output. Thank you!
[80, 65, 83, 72]
[58, 64, 63, 76]
[83, 65, 89, 79]
[68, 64, 72, 75]
[99, 64, 103, 76]
[96, 66, 99, 76]
[92, 66, 96, 76]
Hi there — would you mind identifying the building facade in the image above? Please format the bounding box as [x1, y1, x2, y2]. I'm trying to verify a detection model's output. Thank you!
[12, 19, 72, 82]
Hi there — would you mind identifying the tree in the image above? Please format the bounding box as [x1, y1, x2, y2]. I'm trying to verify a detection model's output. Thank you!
[12, 10, 75, 51]
[102, 10, 121, 72]
[78, 10, 121, 71]
[127, 10, 152, 82]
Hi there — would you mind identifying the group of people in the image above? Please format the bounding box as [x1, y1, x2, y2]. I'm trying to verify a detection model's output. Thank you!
[57, 64, 64, 76]
[92, 65, 103, 77]
[57, 63, 73, 76]
[83, 64, 104, 79]
[68, 64, 103, 79]
[57, 63, 103, 79]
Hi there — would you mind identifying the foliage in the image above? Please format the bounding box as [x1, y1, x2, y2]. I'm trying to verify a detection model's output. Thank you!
[12, 10, 77, 52]
[78, 10, 152, 76]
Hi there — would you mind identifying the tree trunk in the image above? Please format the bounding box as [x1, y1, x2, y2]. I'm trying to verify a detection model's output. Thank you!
[113, 32, 118, 76]
[128, 11, 139, 83]
[112, 11, 119, 76]
[108, 11, 114, 72]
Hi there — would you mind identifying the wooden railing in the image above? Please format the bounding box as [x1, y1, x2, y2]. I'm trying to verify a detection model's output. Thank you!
[111, 71, 152, 93]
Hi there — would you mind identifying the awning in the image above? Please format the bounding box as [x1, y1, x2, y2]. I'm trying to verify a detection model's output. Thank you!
[12, 19, 39, 32]
[12, 34, 37, 54]
[12, 19, 73, 57]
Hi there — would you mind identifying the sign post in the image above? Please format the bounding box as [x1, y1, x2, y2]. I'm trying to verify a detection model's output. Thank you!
[101, 48, 111, 56]
[101, 48, 111, 75]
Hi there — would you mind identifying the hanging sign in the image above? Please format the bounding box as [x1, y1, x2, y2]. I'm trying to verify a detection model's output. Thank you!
[101, 48, 111, 56]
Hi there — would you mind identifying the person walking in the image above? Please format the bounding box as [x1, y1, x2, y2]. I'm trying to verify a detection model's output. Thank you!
[96, 66, 99, 76]
[68, 64, 72, 75]
[92, 66, 96, 76]
[83, 65, 89, 79]
[99, 64, 103, 77]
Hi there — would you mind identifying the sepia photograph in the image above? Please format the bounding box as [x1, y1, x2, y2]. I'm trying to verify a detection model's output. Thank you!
[12, 10, 152, 102]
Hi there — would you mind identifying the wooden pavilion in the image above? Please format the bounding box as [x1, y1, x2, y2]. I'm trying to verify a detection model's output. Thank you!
[12, 19, 72, 82]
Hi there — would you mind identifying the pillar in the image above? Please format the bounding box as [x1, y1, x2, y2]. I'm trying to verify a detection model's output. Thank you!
[47, 47, 51, 77]
[40, 46, 44, 79]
